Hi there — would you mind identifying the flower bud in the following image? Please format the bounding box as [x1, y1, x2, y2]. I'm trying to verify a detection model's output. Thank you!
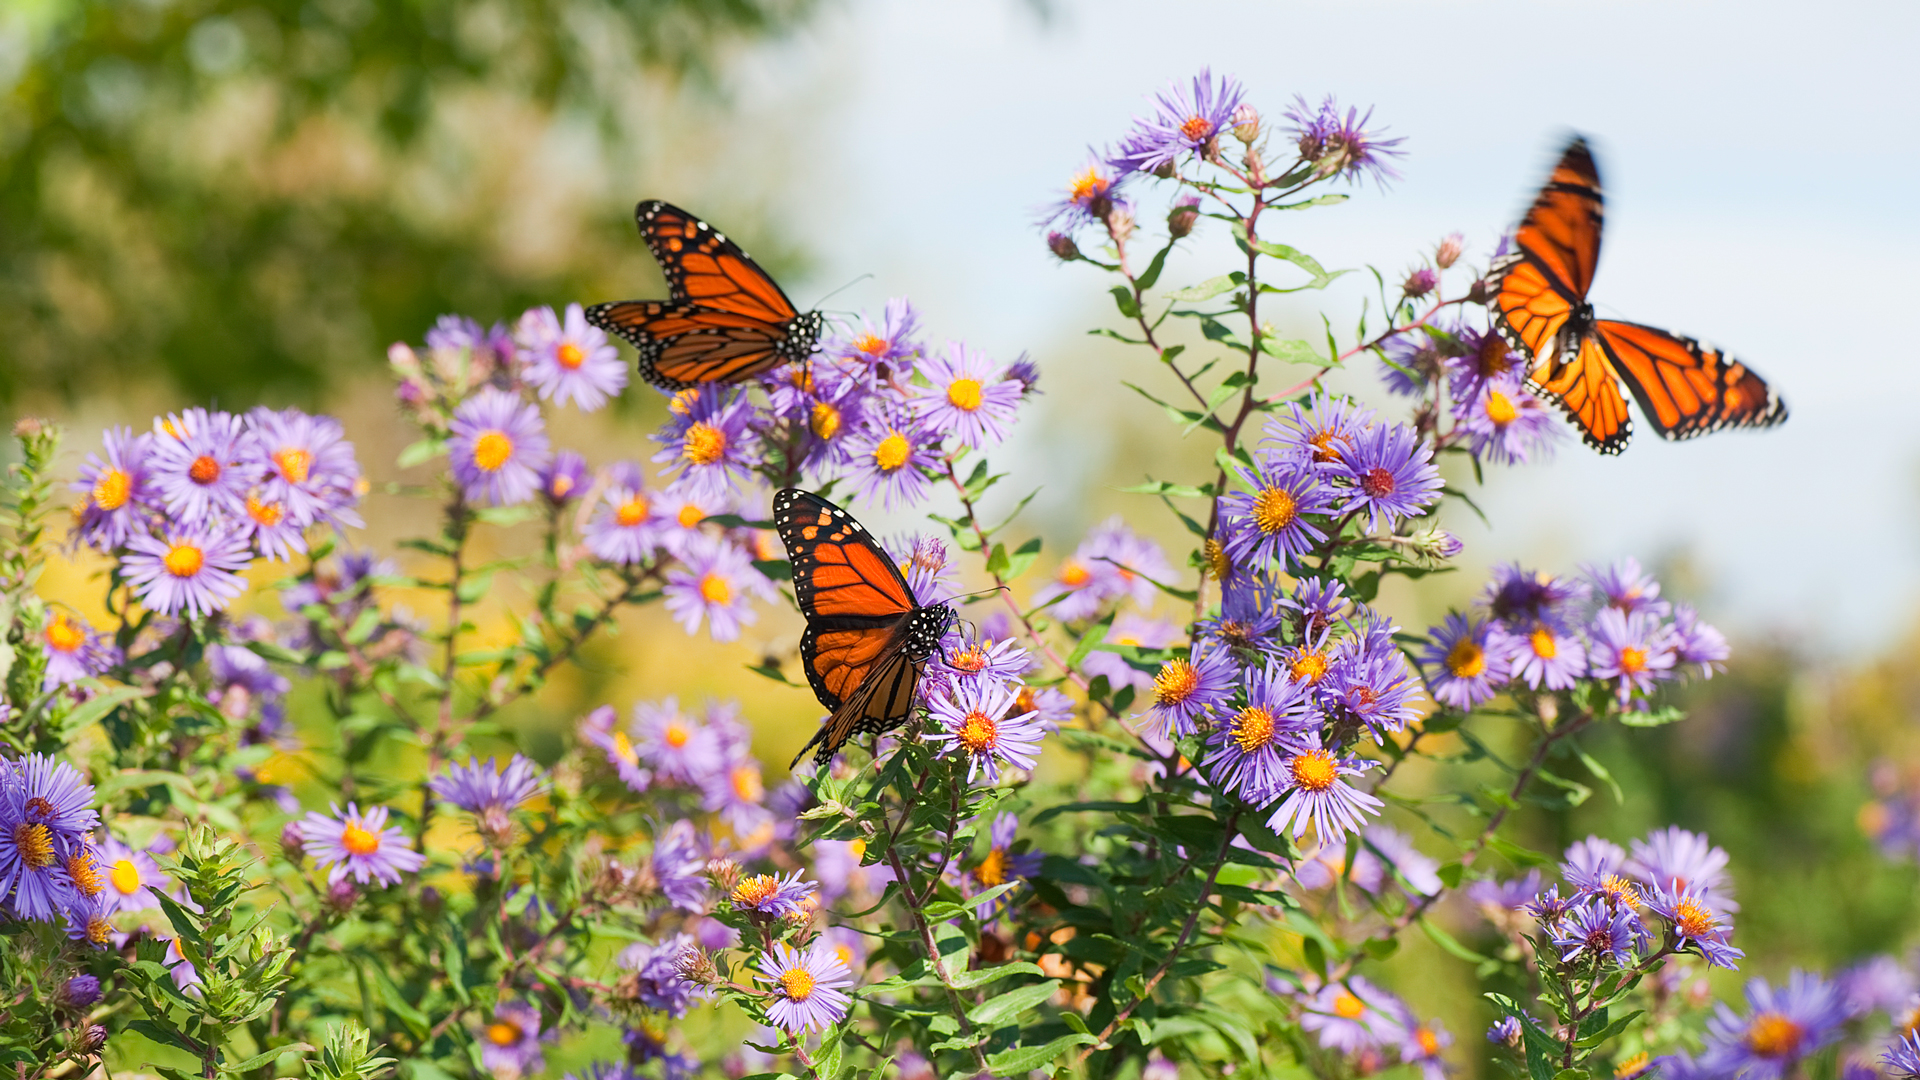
[1230, 103, 1261, 144]
[1105, 206, 1135, 245]
[12, 417, 44, 439]
[1435, 232, 1465, 270]
[1151, 159, 1177, 180]
[75, 1024, 107, 1055]
[676, 946, 720, 987]
[56, 974, 102, 1010]
[279, 821, 305, 864]
[1466, 277, 1491, 306]
[1046, 231, 1080, 262]
[326, 878, 359, 913]
[1402, 267, 1439, 299]
[387, 342, 421, 377]
[1243, 147, 1268, 187]
[1167, 195, 1201, 239]
[1409, 526, 1463, 561]
[705, 857, 741, 895]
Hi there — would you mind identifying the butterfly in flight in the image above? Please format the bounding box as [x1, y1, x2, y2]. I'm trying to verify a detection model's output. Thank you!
[585, 201, 826, 390]
[774, 487, 955, 770]
[1488, 136, 1786, 454]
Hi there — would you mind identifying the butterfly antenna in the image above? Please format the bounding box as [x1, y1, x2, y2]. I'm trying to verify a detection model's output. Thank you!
[941, 584, 1013, 606]
[809, 274, 874, 311]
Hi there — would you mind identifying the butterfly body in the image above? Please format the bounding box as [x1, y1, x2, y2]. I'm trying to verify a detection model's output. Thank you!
[774, 488, 955, 769]
[1489, 137, 1786, 454]
[586, 201, 824, 389]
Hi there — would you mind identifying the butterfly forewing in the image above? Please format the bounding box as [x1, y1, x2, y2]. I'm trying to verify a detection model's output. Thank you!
[636, 201, 800, 322]
[1594, 321, 1788, 440]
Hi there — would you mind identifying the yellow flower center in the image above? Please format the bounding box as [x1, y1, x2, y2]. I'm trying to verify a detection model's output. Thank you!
[1615, 1052, 1650, 1080]
[958, 709, 998, 752]
[682, 422, 727, 466]
[949, 646, 989, 674]
[1180, 115, 1215, 141]
[1309, 430, 1342, 463]
[1485, 390, 1518, 427]
[92, 468, 131, 511]
[669, 389, 698, 415]
[1068, 166, 1109, 203]
[472, 431, 513, 472]
[1153, 660, 1199, 707]
[45, 614, 86, 655]
[680, 504, 708, 529]
[1619, 646, 1648, 674]
[1203, 538, 1231, 581]
[848, 838, 866, 859]
[732, 874, 778, 906]
[852, 334, 888, 358]
[557, 342, 585, 370]
[1290, 749, 1338, 792]
[616, 495, 650, 527]
[872, 431, 911, 473]
[780, 966, 817, 1001]
[247, 493, 286, 527]
[1231, 706, 1277, 753]
[731, 765, 763, 802]
[1601, 874, 1641, 907]
[611, 730, 638, 765]
[188, 455, 222, 485]
[699, 573, 732, 605]
[1333, 990, 1366, 1019]
[111, 858, 143, 896]
[486, 1022, 522, 1046]
[1446, 637, 1486, 678]
[341, 821, 382, 857]
[273, 448, 312, 483]
[163, 543, 205, 578]
[13, 823, 53, 869]
[1745, 1013, 1803, 1058]
[1289, 651, 1329, 685]
[1673, 898, 1715, 938]
[1058, 560, 1091, 587]
[947, 378, 984, 412]
[810, 401, 843, 440]
[1252, 487, 1299, 535]
[85, 915, 111, 944]
[1415, 1028, 1441, 1056]
[974, 848, 1008, 887]
[548, 473, 574, 498]
[67, 851, 102, 896]
[1530, 625, 1557, 659]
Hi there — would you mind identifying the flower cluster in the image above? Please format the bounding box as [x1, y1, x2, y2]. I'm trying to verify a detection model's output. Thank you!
[1382, 319, 1559, 464]
[1286, 973, 1453, 1080]
[0, 755, 106, 941]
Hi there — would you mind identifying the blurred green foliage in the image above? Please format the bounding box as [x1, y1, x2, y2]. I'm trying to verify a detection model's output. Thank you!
[0, 0, 815, 405]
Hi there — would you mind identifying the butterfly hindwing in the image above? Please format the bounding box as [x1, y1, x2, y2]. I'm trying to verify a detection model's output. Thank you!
[1528, 335, 1634, 454]
[1594, 321, 1788, 440]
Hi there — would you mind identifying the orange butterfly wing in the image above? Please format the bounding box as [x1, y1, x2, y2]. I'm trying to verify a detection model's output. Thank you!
[635, 201, 800, 322]
[1531, 335, 1634, 454]
[1594, 321, 1788, 440]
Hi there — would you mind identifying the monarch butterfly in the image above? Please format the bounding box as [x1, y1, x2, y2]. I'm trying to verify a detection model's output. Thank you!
[1489, 136, 1786, 454]
[585, 201, 826, 390]
[774, 487, 955, 769]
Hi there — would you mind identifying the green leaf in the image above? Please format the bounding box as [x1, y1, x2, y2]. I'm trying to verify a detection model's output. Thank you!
[221, 1044, 313, 1073]
[1137, 241, 1175, 290]
[1618, 705, 1685, 728]
[984, 1033, 1096, 1074]
[1273, 193, 1350, 211]
[985, 537, 1042, 582]
[1575, 746, 1625, 804]
[54, 683, 147, 733]
[1110, 285, 1142, 319]
[1486, 992, 1560, 1080]
[967, 979, 1060, 1025]
[1574, 1009, 1643, 1049]
[1247, 237, 1346, 290]
[947, 962, 1044, 990]
[1260, 337, 1338, 368]
[396, 438, 445, 469]
[1119, 479, 1209, 499]
[1169, 274, 1239, 302]
[1419, 916, 1492, 963]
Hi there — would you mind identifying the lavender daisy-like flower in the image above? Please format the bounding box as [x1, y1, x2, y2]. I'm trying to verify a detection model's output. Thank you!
[298, 802, 425, 886]
[651, 819, 708, 912]
[1030, 517, 1170, 621]
[1196, 573, 1286, 655]
[95, 834, 168, 915]
[1284, 94, 1406, 187]
[1444, 322, 1524, 403]
[1483, 562, 1590, 630]
[579, 705, 651, 793]
[430, 756, 544, 818]
[148, 408, 253, 524]
[448, 388, 553, 507]
[1403, 1021, 1454, 1080]
[1837, 955, 1913, 1017]
[965, 812, 1044, 922]
[120, 525, 253, 618]
[1561, 836, 1627, 895]
[1265, 392, 1378, 470]
[629, 700, 726, 787]
[1110, 68, 1245, 175]
[843, 416, 938, 509]
[1080, 613, 1180, 694]
[729, 869, 815, 918]
[1284, 576, 1350, 636]
[1321, 642, 1422, 741]
[239, 491, 306, 561]
[1265, 738, 1383, 843]
[1487, 1017, 1521, 1046]
[1627, 826, 1736, 910]
[247, 407, 364, 529]
[1492, 620, 1587, 690]
[620, 935, 707, 1017]
[1700, 971, 1847, 1080]
[1644, 881, 1743, 970]
[1587, 608, 1677, 701]
[887, 533, 960, 606]
[1380, 327, 1446, 398]
[663, 535, 775, 643]
[517, 303, 628, 411]
[1552, 901, 1641, 965]
[63, 892, 114, 949]
[1417, 612, 1509, 710]
[1219, 457, 1334, 570]
[824, 298, 922, 382]
[911, 342, 1022, 449]
[651, 388, 758, 502]
[1462, 371, 1558, 465]
[793, 374, 870, 476]
[585, 484, 668, 566]
[40, 611, 117, 691]
[1363, 824, 1444, 896]
[427, 314, 514, 366]
[758, 940, 855, 1034]
[541, 450, 589, 505]
[1671, 604, 1729, 677]
[0, 798, 74, 922]
[1526, 884, 1575, 929]
[925, 677, 1045, 785]
[1468, 870, 1544, 913]
[1139, 648, 1236, 739]
[72, 426, 157, 551]
[1203, 665, 1318, 803]
[700, 757, 771, 838]
[1886, 1033, 1920, 1078]
[933, 630, 1030, 689]
[1586, 557, 1671, 617]
[480, 1001, 547, 1077]
[814, 838, 894, 903]
[1299, 976, 1408, 1052]
[1040, 157, 1122, 232]
[1335, 422, 1443, 532]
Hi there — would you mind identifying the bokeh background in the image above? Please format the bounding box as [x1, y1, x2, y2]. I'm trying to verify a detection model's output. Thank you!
[7, 0, 1920, 1070]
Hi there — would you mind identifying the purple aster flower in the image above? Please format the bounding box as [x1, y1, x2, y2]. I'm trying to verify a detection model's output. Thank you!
[298, 802, 425, 886]
[1080, 613, 1180, 694]
[540, 450, 589, 505]
[629, 699, 726, 787]
[1196, 573, 1287, 656]
[430, 756, 544, 821]
[1587, 608, 1678, 701]
[148, 408, 253, 525]
[1265, 737, 1382, 843]
[1885, 1033, 1920, 1078]
[579, 705, 651, 793]
[1487, 1017, 1521, 1046]
[1321, 640, 1422, 741]
[1284, 94, 1406, 187]
[1013, 682, 1075, 732]
[1671, 603, 1730, 677]
[63, 892, 114, 949]
[910, 342, 1022, 449]
[823, 298, 923, 383]
[7, 754, 101, 847]
[925, 677, 1045, 785]
[1462, 371, 1559, 465]
[517, 302, 628, 411]
[1839, 955, 1914, 1017]
[1335, 422, 1443, 531]
[72, 426, 158, 551]
[1561, 836, 1628, 895]
[0, 800, 74, 922]
[1443, 322, 1525, 403]
[1585, 557, 1671, 618]
[887, 533, 960, 605]
[1264, 392, 1379, 471]
[448, 388, 552, 507]
[651, 819, 708, 912]
[966, 812, 1044, 922]
[729, 869, 815, 918]
[40, 611, 117, 691]
[1139, 648, 1236, 740]
[1644, 881, 1743, 970]
[701, 757, 771, 838]
[1040, 157, 1123, 232]
[479, 1001, 547, 1077]
[619, 934, 707, 1017]
[1362, 825, 1443, 896]
[1627, 826, 1736, 910]
[1700, 971, 1847, 1080]
[1030, 517, 1171, 621]
[56, 972, 102, 1009]
[121, 525, 252, 618]
[246, 407, 363, 529]
[663, 535, 775, 643]
[1380, 326, 1447, 397]
[790, 372, 871, 476]
[427, 314, 514, 367]
[1299, 976, 1408, 1052]
[1525, 884, 1575, 929]
[1482, 562, 1590, 630]
[95, 834, 168, 915]
[814, 837, 894, 903]
[585, 484, 668, 565]
[1492, 619, 1588, 690]
[1110, 68, 1245, 175]
[758, 940, 855, 1034]
[932, 630, 1030, 692]
[1283, 576, 1349, 637]
[238, 490, 307, 562]
[843, 415, 938, 510]
[651, 483, 734, 560]
[1469, 870, 1544, 912]
[1006, 352, 1040, 393]
[651, 388, 758, 502]
[1417, 612, 1510, 710]
[1219, 457, 1335, 571]
[1203, 665, 1319, 803]
[1552, 901, 1641, 965]
[1403, 1021, 1453, 1080]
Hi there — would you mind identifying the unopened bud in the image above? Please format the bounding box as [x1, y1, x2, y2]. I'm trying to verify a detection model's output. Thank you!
[1466, 277, 1491, 306]
[56, 974, 101, 1010]
[1402, 267, 1439, 299]
[11, 417, 44, 439]
[1152, 159, 1177, 180]
[1435, 232, 1465, 270]
[1409, 526, 1463, 561]
[706, 857, 740, 895]
[676, 946, 720, 987]
[279, 822, 305, 864]
[1105, 206, 1135, 245]
[326, 878, 359, 913]
[1046, 231, 1080, 262]
[75, 1024, 107, 1055]
[1230, 103, 1261, 144]
[1243, 147, 1268, 187]
[1167, 195, 1201, 239]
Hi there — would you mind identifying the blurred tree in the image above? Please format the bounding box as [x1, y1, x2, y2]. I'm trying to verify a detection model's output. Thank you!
[0, 0, 816, 405]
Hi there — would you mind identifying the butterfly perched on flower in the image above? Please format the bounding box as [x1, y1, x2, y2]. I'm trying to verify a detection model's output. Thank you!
[774, 488, 954, 769]
[585, 201, 825, 390]
[1489, 136, 1786, 454]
